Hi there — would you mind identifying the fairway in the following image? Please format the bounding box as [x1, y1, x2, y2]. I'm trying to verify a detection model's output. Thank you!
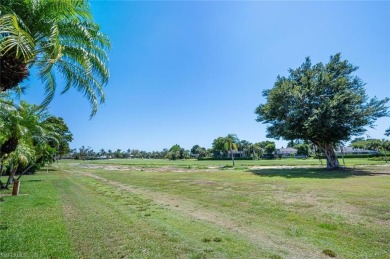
[80, 157, 389, 167]
[1, 159, 390, 258]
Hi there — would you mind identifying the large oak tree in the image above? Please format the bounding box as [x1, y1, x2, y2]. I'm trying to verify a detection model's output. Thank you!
[255, 53, 389, 169]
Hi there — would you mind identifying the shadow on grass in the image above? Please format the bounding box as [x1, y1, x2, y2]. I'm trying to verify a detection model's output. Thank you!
[248, 167, 383, 179]
[24, 179, 44, 182]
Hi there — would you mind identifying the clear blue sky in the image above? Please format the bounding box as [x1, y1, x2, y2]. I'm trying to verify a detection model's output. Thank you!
[24, 1, 390, 151]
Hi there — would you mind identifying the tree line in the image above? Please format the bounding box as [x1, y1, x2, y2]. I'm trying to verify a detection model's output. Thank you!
[69, 134, 278, 162]
[67, 135, 295, 161]
[70, 132, 390, 165]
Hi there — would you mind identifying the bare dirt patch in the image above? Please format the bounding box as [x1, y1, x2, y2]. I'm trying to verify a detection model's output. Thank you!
[75, 163, 218, 173]
[250, 165, 323, 170]
[62, 204, 79, 219]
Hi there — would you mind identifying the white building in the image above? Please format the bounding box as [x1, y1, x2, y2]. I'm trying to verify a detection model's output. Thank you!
[335, 147, 379, 155]
[277, 147, 297, 157]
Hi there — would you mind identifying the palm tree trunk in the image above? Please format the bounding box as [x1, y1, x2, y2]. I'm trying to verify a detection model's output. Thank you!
[0, 56, 30, 92]
[16, 164, 34, 181]
[231, 149, 235, 166]
[341, 146, 345, 165]
[0, 159, 4, 189]
[5, 163, 17, 189]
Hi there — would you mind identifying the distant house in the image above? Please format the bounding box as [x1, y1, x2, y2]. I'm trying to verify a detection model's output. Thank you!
[277, 147, 297, 157]
[190, 153, 199, 158]
[335, 147, 379, 155]
[227, 150, 244, 158]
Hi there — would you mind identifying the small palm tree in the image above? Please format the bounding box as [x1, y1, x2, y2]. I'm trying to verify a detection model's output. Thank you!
[224, 134, 239, 166]
[0, 0, 110, 116]
[252, 143, 264, 160]
[3, 142, 34, 188]
[0, 101, 62, 188]
[0, 104, 24, 158]
[0, 101, 50, 158]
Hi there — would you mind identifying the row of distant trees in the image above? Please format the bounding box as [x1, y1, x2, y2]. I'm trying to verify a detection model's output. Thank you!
[70, 131, 390, 163]
[71, 146, 170, 160]
[350, 137, 390, 153]
[69, 134, 278, 161]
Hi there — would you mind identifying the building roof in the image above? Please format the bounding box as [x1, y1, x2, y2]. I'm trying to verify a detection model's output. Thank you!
[279, 147, 297, 152]
[335, 147, 378, 153]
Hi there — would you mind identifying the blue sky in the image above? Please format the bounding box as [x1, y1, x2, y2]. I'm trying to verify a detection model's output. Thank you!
[24, 1, 390, 151]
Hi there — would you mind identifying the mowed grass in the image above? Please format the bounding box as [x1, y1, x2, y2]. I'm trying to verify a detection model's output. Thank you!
[84, 157, 389, 167]
[1, 159, 389, 258]
[0, 170, 76, 259]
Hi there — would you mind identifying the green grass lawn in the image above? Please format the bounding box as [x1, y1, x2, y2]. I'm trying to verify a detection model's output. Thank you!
[1, 159, 389, 258]
[75, 157, 389, 167]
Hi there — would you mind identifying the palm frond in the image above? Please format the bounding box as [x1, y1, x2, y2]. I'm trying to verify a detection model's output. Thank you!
[1, 0, 110, 116]
[0, 13, 35, 60]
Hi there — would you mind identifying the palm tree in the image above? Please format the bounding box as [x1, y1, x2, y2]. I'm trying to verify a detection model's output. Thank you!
[239, 140, 251, 158]
[0, 102, 25, 158]
[0, 101, 61, 189]
[3, 142, 34, 189]
[380, 139, 389, 163]
[98, 148, 107, 157]
[252, 143, 264, 160]
[0, 0, 110, 116]
[224, 134, 239, 166]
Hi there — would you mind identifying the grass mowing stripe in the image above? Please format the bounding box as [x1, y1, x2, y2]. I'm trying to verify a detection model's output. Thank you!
[60, 171, 289, 258]
[0, 172, 76, 259]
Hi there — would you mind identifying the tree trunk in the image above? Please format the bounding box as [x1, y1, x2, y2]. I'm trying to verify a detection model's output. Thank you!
[0, 159, 4, 189]
[16, 164, 34, 181]
[321, 143, 340, 169]
[5, 164, 17, 189]
[341, 146, 345, 165]
[12, 181, 20, 196]
[231, 149, 235, 166]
